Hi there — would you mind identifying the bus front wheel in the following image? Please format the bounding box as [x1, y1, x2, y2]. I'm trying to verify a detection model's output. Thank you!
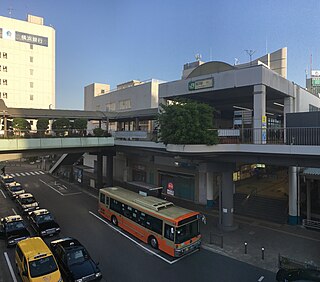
[111, 216, 118, 226]
[149, 236, 158, 249]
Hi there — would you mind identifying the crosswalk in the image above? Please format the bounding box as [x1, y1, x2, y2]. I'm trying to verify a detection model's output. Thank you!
[9, 170, 45, 177]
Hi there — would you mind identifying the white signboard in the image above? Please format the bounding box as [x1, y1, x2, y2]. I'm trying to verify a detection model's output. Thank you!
[311, 70, 320, 77]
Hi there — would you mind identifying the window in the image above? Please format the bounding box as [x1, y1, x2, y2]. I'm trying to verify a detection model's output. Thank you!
[30, 69, 33, 75]
[3, 66, 7, 72]
[2, 92, 7, 98]
[30, 44, 33, 50]
[119, 99, 131, 110]
[3, 79, 7, 85]
[30, 82, 34, 88]
[101, 89, 105, 94]
[30, 95, 34, 101]
[165, 224, 175, 241]
[30, 56, 33, 63]
[110, 198, 122, 214]
[3, 53, 7, 59]
[106, 103, 116, 112]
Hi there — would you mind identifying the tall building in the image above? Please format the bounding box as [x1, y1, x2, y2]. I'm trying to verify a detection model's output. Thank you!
[306, 70, 320, 106]
[0, 14, 55, 109]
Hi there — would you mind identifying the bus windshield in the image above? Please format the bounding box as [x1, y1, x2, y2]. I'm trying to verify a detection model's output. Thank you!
[175, 220, 199, 244]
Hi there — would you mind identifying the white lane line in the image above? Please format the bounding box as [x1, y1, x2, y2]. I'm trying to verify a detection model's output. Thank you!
[10, 173, 15, 177]
[39, 179, 64, 196]
[15, 173, 20, 176]
[0, 189, 6, 198]
[20, 173, 25, 176]
[258, 276, 264, 281]
[39, 171, 45, 174]
[25, 172, 30, 176]
[30, 172, 35, 175]
[34, 171, 40, 175]
[12, 208, 17, 215]
[89, 211, 198, 264]
[4, 252, 18, 282]
[64, 192, 82, 196]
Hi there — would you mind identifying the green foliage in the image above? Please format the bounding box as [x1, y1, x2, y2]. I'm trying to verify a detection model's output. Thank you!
[12, 118, 31, 131]
[157, 99, 218, 145]
[73, 118, 87, 130]
[93, 127, 105, 137]
[36, 118, 49, 136]
[52, 118, 70, 136]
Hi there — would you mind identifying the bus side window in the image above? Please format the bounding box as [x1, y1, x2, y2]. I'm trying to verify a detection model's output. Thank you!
[99, 193, 105, 204]
[106, 197, 109, 206]
[164, 224, 174, 241]
[110, 199, 123, 214]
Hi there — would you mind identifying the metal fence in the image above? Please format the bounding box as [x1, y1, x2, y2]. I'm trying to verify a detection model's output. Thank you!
[278, 254, 320, 271]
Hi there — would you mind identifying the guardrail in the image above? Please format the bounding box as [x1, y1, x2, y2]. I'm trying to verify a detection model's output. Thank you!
[302, 219, 320, 230]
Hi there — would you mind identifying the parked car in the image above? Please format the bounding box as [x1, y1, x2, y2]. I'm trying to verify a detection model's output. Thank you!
[0, 215, 30, 247]
[6, 182, 25, 199]
[50, 237, 102, 282]
[28, 209, 60, 237]
[1, 175, 15, 189]
[276, 267, 320, 281]
[16, 193, 40, 214]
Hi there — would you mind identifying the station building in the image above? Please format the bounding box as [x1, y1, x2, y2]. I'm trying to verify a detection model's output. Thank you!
[84, 47, 320, 228]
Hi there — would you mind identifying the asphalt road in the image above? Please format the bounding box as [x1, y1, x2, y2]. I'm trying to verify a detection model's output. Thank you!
[0, 165, 276, 282]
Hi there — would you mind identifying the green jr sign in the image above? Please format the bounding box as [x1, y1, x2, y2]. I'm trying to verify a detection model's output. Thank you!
[188, 78, 214, 91]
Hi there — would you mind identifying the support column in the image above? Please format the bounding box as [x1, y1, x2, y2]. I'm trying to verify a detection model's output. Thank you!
[106, 154, 114, 187]
[253, 85, 266, 144]
[198, 170, 207, 205]
[96, 153, 103, 189]
[206, 172, 214, 207]
[306, 180, 311, 220]
[288, 166, 300, 224]
[219, 164, 238, 231]
[284, 96, 294, 144]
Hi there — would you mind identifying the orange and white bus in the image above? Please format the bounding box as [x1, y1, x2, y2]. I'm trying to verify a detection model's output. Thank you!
[98, 186, 201, 257]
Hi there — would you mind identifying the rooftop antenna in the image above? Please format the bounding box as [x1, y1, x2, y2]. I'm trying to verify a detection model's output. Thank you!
[195, 53, 202, 62]
[245, 49, 256, 66]
[234, 58, 239, 65]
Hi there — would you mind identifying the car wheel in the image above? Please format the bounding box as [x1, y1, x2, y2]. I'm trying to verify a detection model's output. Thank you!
[149, 236, 158, 249]
[111, 216, 118, 226]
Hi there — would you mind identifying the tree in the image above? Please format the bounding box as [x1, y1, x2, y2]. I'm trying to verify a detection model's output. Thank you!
[52, 118, 70, 136]
[157, 99, 218, 145]
[93, 127, 105, 137]
[12, 118, 31, 136]
[36, 118, 49, 137]
[73, 118, 87, 136]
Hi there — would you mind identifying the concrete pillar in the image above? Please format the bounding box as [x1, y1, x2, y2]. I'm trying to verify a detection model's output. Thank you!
[206, 172, 214, 207]
[219, 165, 238, 231]
[253, 84, 266, 144]
[306, 180, 311, 220]
[106, 154, 114, 187]
[96, 153, 103, 189]
[288, 166, 300, 224]
[198, 171, 207, 205]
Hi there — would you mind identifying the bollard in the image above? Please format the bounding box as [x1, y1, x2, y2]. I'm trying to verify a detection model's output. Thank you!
[261, 247, 265, 260]
[244, 242, 248, 254]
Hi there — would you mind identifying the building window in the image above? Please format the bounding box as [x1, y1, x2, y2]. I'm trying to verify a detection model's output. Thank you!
[119, 99, 131, 110]
[101, 89, 105, 94]
[30, 82, 34, 88]
[3, 66, 7, 72]
[30, 94, 33, 101]
[2, 92, 7, 99]
[30, 56, 33, 63]
[30, 69, 33, 75]
[3, 53, 7, 59]
[106, 103, 116, 112]
[30, 44, 33, 50]
[2, 79, 7, 85]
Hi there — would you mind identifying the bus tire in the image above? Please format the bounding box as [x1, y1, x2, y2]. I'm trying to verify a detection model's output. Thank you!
[111, 215, 118, 226]
[149, 236, 158, 249]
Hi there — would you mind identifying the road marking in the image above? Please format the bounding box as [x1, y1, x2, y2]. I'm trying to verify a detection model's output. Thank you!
[25, 172, 30, 175]
[34, 171, 40, 175]
[10, 173, 15, 177]
[20, 173, 25, 176]
[39, 171, 45, 174]
[12, 208, 17, 215]
[4, 252, 18, 282]
[39, 179, 81, 196]
[89, 211, 198, 264]
[30, 172, 35, 175]
[258, 276, 264, 281]
[0, 189, 6, 198]
[15, 173, 20, 176]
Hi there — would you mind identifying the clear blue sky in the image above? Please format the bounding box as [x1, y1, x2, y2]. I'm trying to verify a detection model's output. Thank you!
[1, 0, 320, 109]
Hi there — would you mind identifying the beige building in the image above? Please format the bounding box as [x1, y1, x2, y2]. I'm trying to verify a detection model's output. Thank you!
[0, 14, 55, 110]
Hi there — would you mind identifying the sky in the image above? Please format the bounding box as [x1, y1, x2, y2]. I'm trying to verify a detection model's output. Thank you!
[1, 0, 320, 110]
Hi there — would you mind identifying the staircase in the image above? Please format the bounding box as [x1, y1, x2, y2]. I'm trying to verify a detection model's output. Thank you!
[233, 192, 288, 224]
[49, 152, 84, 174]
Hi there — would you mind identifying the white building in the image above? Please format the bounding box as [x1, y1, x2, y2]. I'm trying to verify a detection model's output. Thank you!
[0, 14, 55, 110]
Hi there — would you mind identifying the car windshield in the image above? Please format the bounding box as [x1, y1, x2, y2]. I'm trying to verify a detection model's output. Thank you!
[4, 178, 14, 184]
[21, 197, 36, 204]
[175, 220, 199, 244]
[10, 186, 22, 192]
[67, 247, 89, 265]
[36, 214, 54, 224]
[6, 221, 25, 232]
[29, 256, 58, 278]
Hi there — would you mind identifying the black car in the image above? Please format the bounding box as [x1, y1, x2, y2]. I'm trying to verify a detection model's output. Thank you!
[6, 182, 25, 199]
[276, 268, 320, 281]
[16, 192, 40, 214]
[1, 175, 15, 189]
[50, 237, 102, 282]
[0, 215, 30, 247]
[28, 209, 60, 237]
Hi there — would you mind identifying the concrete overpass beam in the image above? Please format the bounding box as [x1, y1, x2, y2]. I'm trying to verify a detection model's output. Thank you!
[253, 84, 266, 144]
[97, 153, 103, 189]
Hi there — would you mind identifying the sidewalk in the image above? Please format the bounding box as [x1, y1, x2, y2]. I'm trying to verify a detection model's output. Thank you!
[170, 197, 320, 273]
